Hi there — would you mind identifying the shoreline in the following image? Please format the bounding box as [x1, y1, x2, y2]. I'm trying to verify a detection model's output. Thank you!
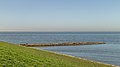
[0, 42, 119, 67]
[31, 47, 119, 67]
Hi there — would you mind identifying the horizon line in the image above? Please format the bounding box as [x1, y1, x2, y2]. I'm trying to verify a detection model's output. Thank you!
[0, 31, 120, 33]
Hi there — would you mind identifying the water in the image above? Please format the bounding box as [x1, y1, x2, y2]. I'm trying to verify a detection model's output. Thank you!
[0, 32, 120, 66]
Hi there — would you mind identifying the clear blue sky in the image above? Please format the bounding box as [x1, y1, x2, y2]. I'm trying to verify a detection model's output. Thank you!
[0, 0, 120, 32]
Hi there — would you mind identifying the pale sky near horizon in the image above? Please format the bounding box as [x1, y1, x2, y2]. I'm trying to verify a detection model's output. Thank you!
[0, 0, 120, 32]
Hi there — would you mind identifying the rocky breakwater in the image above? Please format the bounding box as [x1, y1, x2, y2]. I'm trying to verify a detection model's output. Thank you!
[20, 42, 106, 47]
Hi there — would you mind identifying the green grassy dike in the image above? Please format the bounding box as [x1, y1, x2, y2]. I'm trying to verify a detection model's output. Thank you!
[0, 42, 117, 67]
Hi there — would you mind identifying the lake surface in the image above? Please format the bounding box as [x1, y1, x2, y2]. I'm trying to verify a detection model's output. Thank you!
[0, 32, 120, 66]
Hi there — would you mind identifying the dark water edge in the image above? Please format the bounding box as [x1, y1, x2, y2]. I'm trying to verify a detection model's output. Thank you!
[0, 32, 120, 66]
[0, 32, 120, 34]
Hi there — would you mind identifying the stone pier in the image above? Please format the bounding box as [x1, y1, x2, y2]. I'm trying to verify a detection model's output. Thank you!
[20, 42, 106, 47]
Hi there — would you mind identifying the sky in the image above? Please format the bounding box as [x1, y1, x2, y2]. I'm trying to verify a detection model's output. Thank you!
[0, 0, 120, 32]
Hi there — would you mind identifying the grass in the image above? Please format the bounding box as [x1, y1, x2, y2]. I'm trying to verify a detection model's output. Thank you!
[0, 42, 117, 67]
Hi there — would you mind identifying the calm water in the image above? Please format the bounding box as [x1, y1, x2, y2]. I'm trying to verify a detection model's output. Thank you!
[0, 32, 120, 66]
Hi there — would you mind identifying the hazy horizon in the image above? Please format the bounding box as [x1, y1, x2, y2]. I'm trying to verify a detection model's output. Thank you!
[0, 0, 120, 32]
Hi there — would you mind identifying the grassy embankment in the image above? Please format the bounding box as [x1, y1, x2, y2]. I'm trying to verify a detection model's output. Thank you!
[0, 42, 117, 67]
